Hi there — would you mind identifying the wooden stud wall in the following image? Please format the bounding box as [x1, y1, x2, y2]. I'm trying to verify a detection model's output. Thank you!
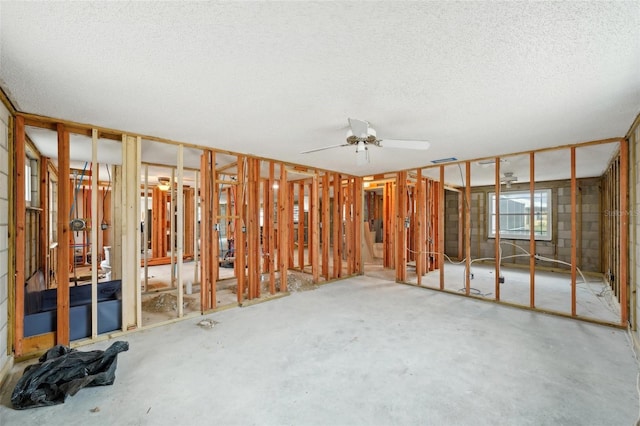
[278, 167, 289, 291]
[321, 173, 330, 281]
[14, 116, 26, 355]
[395, 172, 408, 282]
[56, 124, 71, 344]
[200, 150, 216, 311]
[9, 112, 368, 357]
[529, 152, 536, 308]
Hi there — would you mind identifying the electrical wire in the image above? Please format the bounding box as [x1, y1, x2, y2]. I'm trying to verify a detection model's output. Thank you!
[409, 241, 618, 316]
[101, 165, 111, 228]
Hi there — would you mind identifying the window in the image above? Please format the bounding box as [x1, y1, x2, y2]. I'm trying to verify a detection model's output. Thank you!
[488, 189, 551, 241]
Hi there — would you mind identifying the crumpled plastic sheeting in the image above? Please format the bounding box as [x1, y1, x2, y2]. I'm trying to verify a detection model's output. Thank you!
[11, 341, 129, 409]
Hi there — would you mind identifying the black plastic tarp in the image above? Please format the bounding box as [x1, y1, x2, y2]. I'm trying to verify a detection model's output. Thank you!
[11, 340, 129, 409]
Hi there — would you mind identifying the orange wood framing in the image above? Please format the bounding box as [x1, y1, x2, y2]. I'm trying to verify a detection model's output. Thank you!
[56, 124, 71, 345]
[494, 157, 501, 301]
[235, 156, 246, 303]
[416, 170, 424, 285]
[529, 152, 536, 308]
[353, 176, 363, 275]
[311, 175, 320, 282]
[14, 116, 26, 355]
[620, 139, 629, 325]
[464, 162, 471, 295]
[570, 147, 577, 316]
[268, 162, 276, 294]
[396, 171, 408, 282]
[332, 174, 342, 278]
[321, 173, 330, 280]
[439, 166, 445, 289]
[297, 181, 305, 270]
[278, 167, 289, 291]
[247, 158, 260, 299]
[200, 150, 217, 311]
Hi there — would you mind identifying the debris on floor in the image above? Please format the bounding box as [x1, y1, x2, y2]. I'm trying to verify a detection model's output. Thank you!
[142, 293, 199, 312]
[197, 318, 216, 329]
[11, 341, 129, 409]
[230, 271, 318, 294]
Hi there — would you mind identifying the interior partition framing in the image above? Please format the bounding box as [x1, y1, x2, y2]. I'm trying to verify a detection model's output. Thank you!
[390, 137, 629, 328]
[8, 112, 363, 358]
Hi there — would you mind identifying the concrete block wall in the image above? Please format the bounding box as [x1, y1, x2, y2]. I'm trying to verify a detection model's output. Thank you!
[0, 101, 10, 378]
[445, 178, 602, 272]
[444, 191, 459, 256]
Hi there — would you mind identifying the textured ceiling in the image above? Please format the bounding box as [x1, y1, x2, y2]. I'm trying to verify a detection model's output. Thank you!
[1, 1, 639, 178]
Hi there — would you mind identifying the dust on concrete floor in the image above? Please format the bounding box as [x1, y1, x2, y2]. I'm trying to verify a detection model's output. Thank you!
[1, 275, 637, 426]
[141, 270, 320, 325]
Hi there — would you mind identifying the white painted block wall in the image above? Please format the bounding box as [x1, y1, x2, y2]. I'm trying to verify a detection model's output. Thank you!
[0, 101, 10, 373]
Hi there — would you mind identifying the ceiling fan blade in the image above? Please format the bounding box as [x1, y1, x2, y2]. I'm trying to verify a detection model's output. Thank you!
[348, 118, 370, 138]
[379, 139, 430, 150]
[300, 143, 350, 154]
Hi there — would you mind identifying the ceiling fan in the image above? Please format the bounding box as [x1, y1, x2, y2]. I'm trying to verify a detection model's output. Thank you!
[301, 118, 430, 165]
[501, 172, 518, 188]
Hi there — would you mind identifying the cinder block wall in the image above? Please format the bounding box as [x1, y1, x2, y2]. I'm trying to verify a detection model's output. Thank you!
[0, 101, 10, 377]
[445, 178, 602, 272]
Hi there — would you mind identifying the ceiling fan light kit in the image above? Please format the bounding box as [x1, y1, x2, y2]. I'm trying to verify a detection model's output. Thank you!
[501, 171, 518, 188]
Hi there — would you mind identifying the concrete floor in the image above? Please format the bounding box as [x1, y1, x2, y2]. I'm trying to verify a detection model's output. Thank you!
[399, 263, 621, 324]
[2, 275, 638, 425]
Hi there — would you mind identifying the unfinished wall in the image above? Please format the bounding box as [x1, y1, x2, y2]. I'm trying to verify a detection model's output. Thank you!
[0, 101, 10, 378]
[444, 191, 459, 257]
[630, 116, 640, 331]
[446, 178, 601, 272]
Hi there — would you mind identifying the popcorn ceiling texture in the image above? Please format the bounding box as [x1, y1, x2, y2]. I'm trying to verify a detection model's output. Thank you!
[0, 2, 638, 176]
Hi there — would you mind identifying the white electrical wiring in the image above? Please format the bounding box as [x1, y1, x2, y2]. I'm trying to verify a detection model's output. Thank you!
[407, 241, 618, 316]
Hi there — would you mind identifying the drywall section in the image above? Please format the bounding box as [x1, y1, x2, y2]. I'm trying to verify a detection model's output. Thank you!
[445, 178, 602, 272]
[0, 101, 11, 380]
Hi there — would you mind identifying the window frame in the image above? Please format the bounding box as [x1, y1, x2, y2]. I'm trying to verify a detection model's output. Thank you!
[487, 188, 552, 241]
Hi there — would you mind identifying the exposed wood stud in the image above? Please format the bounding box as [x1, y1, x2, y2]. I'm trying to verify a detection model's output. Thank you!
[620, 139, 629, 325]
[571, 147, 577, 316]
[333, 174, 342, 278]
[353, 176, 363, 275]
[91, 130, 99, 338]
[57, 124, 71, 345]
[14, 116, 26, 355]
[298, 182, 305, 271]
[495, 157, 501, 301]
[247, 158, 260, 299]
[236, 156, 246, 303]
[396, 171, 408, 282]
[322, 173, 330, 280]
[439, 166, 445, 290]
[529, 152, 536, 308]
[278, 166, 289, 291]
[416, 170, 423, 285]
[177, 145, 184, 317]
[465, 162, 471, 295]
[269, 162, 276, 294]
[288, 181, 295, 270]
[311, 175, 320, 282]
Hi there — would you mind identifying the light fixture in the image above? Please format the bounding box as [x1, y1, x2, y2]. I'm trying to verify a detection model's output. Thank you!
[501, 172, 518, 189]
[157, 176, 172, 191]
[356, 141, 369, 166]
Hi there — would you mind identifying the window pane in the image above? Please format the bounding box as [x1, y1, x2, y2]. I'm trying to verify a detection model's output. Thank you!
[488, 189, 551, 240]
